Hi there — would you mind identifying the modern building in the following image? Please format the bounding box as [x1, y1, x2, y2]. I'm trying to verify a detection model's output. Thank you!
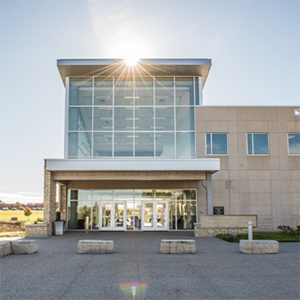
[41, 58, 299, 236]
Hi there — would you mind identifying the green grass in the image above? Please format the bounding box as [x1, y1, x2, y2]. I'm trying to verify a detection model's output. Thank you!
[0, 210, 44, 223]
[217, 232, 300, 243]
[0, 231, 25, 237]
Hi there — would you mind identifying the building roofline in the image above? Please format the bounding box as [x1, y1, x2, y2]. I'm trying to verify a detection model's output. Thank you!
[57, 58, 212, 86]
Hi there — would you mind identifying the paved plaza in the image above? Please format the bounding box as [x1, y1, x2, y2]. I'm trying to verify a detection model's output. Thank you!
[0, 231, 299, 300]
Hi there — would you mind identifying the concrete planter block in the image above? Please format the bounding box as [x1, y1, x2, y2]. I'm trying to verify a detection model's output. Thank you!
[240, 240, 279, 254]
[161, 239, 196, 254]
[0, 242, 12, 257]
[78, 240, 114, 254]
[11, 240, 38, 254]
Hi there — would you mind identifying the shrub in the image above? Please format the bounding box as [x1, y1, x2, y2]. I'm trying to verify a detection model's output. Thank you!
[277, 225, 299, 236]
[37, 218, 43, 222]
[24, 207, 32, 220]
[34, 221, 38, 224]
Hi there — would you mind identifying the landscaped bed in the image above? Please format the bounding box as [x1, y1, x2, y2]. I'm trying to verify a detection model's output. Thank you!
[217, 232, 300, 243]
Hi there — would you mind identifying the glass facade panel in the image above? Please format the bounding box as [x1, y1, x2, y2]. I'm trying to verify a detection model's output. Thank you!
[67, 200, 91, 230]
[247, 133, 269, 155]
[135, 133, 154, 157]
[114, 190, 134, 200]
[155, 77, 174, 106]
[135, 190, 154, 200]
[155, 107, 174, 131]
[92, 201, 99, 230]
[176, 107, 194, 131]
[69, 78, 92, 105]
[114, 78, 133, 105]
[94, 107, 112, 130]
[176, 132, 195, 157]
[93, 132, 112, 157]
[135, 107, 154, 131]
[169, 201, 176, 230]
[288, 133, 300, 154]
[69, 107, 92, 131]
[156, 190, 175, 200]
[177, 190, 196, 200]
[114, 107, 133, 131]
[155, 132, 175, 157]
[135, 77, 153, 105]
[195, 77, 199, 106]
[68, 132, 92, 158]
[94, 77, 113, 106]
[67, 76, 198, 159]
[177, 201, 196, 229]
[114, 132, 133, 156]
[176, 77, 194, 105]
[67, 189, 197, 231]
[93, 190, 113, 200]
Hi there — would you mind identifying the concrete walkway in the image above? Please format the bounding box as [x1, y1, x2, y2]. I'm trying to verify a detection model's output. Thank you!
[0, 231, 299, 300]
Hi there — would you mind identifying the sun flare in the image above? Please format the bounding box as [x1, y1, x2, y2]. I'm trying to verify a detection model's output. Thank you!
[125, 56, 139, 66]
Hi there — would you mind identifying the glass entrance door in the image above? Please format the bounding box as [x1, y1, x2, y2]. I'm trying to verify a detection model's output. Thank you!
[142, 201, 168, 230]
[100, 201, 126, 230]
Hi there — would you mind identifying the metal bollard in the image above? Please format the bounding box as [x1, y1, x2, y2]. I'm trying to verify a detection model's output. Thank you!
[248, 221, 253, 240]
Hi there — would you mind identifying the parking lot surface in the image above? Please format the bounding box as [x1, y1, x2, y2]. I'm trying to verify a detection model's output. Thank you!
[0, 231, 299, 300]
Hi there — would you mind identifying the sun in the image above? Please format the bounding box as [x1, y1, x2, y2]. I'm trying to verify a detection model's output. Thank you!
[125, 56, 139, 66]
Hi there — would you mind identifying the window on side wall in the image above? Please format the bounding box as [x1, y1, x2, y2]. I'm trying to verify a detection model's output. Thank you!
[206, 133, 228, 155]
[288, 133, 300, 155]
[247, 133, 269, 155]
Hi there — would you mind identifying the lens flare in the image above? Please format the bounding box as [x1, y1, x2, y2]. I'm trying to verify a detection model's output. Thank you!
[125, 57, 139, 66]
[119, 281, 148, 300]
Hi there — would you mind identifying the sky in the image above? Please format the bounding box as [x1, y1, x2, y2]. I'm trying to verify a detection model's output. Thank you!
[0, 0, 299, 204]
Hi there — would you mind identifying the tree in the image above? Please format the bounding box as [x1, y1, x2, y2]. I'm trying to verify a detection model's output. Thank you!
[24, 207, 32, 220]
[14, 202, 21, 208]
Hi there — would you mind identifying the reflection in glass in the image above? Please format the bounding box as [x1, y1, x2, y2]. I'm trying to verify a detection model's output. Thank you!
[114, 190, 134, 200]
[169, 201, 176, 230]
[177, 201, 196, 229]
[93, 132, 112, 157]
[68, 200, 91, 230]
[206, 133, 227, 155]
[94, 77, 113, 105]
[135, 190, 154, 200]
[102, 203, 111, 228]
[134, 201, 141, 230]
[176, 132, 195, 157]
[68, 132, 92, 158]
[127, 201, 134, 230]
[69, 78, 92, 105]
[144, 203, 153, 227]
[93, 190, 113, 200]
[114, 203, 124, 227]
[155, 107, 174, 131]
[135, 133, 154, 157]
[135, 107, 154, 131]
[247, 133, 269, 155]
[114, 132, 133, 157]
[92, 201, 99, 230]
[177, 190, 196, 200]
[176, 77, 194, 105]
[94, 107, 112, 130]
[156, 190, 175, 200]
[115, 78, 133, 105]
[155, 77, 174, 106]
[155, 132, 175, 157]
[288, 133, 300, 154]
[78, 190, 92, 200]
[69, 107, 92, 131]
[156, 202, 167, 228]
[114, 107, 133, 131]
[135, 77, 153, 105]
[195, 77, 199, 106]
[176, 107, 194, 131]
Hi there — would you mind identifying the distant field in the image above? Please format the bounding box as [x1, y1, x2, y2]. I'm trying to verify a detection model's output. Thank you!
[0, 210, 44, 222]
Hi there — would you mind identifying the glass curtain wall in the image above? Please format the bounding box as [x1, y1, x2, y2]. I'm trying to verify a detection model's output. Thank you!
[67, 77, 199, 159]
[67, 189, 197, 230]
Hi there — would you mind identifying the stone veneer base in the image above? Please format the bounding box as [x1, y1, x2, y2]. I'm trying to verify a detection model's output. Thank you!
[25, 223, 50, 237]
[240, 240, 279, 254]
